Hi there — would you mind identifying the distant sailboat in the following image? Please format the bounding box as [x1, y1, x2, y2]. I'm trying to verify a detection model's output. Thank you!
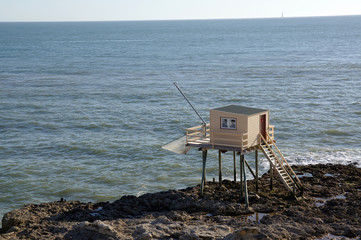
[281, 11, 284, 18]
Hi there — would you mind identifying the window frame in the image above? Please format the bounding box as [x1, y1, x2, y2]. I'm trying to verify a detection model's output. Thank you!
[220, 117, 237, 130]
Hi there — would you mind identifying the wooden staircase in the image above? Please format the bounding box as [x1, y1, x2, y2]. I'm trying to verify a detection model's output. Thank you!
[259, 134, 303, 197]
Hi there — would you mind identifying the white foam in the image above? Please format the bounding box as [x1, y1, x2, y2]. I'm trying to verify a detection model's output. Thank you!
[297, 173, 313, 178]
[249, 148, 360, 181]
[286, 148, 361, 168]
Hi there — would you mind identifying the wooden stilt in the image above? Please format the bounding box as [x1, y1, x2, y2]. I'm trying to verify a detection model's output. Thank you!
[200, 149, 207, 196]
[244, 159, 256, 179]
[270, 161, 273, 190]
[240, 154, 244, 197]
[242, 154, 249, 208]
[233, 151, 236, 182]
[255, 150, 259, 192]
[219, 150, 222, 186]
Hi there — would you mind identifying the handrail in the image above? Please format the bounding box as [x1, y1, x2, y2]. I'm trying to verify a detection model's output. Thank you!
[268, 125, 275, 141]
[186, 124, 210, 144]
[260, 133, 303, 191]
[187, 123, 210, 131]
[265, 132, 302, 186]
[186, 124, 247, 149]
[269, 136, 302, 186]
[210, 135, 247, 145]
[259, 134, 278, 166]
[188, 131, 247, 141]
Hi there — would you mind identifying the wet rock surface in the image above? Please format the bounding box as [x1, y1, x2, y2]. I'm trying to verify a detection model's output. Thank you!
[1, 163, 361, 239]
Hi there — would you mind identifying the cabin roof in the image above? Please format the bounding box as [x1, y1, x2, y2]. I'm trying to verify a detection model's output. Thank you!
[212, 105, 268, 116]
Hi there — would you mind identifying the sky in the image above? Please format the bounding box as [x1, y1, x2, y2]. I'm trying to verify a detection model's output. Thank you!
[0, 0, 361, 22]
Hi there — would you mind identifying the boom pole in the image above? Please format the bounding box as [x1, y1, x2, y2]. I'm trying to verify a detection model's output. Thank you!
[173, 82, 207, 126]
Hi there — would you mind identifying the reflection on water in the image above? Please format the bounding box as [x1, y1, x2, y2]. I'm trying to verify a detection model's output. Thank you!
[314, 194, 347, 207]
[239, 212, 271, 223]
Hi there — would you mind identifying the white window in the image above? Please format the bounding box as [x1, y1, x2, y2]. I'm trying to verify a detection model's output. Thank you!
[221, 118, 236, 130]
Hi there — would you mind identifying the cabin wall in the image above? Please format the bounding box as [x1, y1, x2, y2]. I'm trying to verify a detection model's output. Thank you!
[209, 109, 270, 149]
[210, 110, 248, 148]
[247, 111, 269, 147]
[248, 114, 260, 147]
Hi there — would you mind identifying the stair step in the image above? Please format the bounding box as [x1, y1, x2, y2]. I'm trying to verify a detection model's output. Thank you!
[261, 140, 303, 197]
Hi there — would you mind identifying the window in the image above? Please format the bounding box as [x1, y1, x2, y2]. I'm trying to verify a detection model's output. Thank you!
[221, 118, 236, 130]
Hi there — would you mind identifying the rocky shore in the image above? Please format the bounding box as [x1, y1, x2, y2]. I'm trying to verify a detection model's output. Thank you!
[1, 163, 361, 239]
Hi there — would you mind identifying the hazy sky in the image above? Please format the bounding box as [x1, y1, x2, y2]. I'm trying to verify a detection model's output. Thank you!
[1, 0, 361, 22]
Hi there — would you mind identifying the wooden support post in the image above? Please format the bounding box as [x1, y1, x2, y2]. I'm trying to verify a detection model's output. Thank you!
[200, 149, 207, 197]
[233, 151, 236, 182]
[219, 150, 222, 186]
[240, 154, 244, 197]
[242, 154, 249, 208]
[255, 150, 259, 192]
[244, 159, 256, 179]
[270, 161, 273, 190]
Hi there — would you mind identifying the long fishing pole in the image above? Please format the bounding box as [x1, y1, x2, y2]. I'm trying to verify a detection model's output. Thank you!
[173, 82, 207, 126]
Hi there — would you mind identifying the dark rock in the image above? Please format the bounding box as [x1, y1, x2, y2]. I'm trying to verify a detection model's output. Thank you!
[225, 227, 268, 240]
[1, 164, 361, 239]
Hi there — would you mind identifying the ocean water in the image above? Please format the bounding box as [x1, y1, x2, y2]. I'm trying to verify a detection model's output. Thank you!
[1, 16, 361, 221]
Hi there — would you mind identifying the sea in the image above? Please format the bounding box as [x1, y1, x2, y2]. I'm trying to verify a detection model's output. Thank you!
[1, 16, 361, 222]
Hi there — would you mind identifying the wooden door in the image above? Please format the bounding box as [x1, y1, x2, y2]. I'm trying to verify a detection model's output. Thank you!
[260, 114, 266, 141]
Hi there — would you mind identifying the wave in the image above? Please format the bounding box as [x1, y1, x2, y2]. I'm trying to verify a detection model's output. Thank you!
[323, 129, 352, 136]
[54, 188, 89, 196]
[288, 149, 361, 168]
[59, 144, 108, 155]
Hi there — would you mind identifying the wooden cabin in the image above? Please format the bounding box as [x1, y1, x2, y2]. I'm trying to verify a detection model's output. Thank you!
[166, 83, 303, 202]
[181, 104, 303, 201]
[186, 105, 274, 152]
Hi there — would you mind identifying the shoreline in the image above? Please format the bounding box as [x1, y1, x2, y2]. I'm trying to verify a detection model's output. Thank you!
[1, 163, 361, 239]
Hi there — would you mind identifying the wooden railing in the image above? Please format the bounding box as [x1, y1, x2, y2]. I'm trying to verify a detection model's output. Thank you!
[210, 131, 248, 149]
[186, 124, 248, 149]
[268, 125, 275, 141]
[260, 133, 303, 192]
[186, 124, 211, 143]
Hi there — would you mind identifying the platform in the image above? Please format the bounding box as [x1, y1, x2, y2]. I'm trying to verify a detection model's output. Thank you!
[186, 123, 274, 153]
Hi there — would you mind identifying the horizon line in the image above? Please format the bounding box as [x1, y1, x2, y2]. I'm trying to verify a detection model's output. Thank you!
[1, 14, 360, 23]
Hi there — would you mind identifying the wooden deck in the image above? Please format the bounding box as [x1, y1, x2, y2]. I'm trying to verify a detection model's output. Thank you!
[186, 124, 274, 153]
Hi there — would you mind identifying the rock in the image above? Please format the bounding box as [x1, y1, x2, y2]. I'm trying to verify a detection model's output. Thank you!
[167, 211, 191, 221]
[225, 227, 267, 240]
[1, 211, 26, 233]
[179, 229, 200, 240]
[131, 215, 187, 239]
[1, 164, 361, 239]
[151, 215, 172, 225]
[65, 220, 122, 240]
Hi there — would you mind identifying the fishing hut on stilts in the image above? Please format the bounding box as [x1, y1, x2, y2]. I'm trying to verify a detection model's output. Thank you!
[163, 83, 304, 208]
